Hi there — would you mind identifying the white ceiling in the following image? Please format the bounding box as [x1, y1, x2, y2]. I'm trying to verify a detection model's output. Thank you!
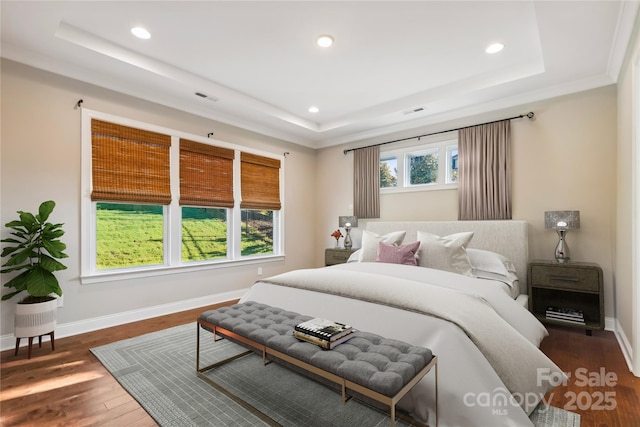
[2, 1, 638, 149]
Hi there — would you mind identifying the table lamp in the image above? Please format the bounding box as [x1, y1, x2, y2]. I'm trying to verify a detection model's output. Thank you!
[544, 211, 580, 263]
[338, 216, 358, 250]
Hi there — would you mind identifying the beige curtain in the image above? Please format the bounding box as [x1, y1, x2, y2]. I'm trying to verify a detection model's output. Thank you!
[458, 120, 512, 220]
[353, 145, 380, 218]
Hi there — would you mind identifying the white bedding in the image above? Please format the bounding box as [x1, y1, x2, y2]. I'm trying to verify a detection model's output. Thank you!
[241, 262, 564, 427]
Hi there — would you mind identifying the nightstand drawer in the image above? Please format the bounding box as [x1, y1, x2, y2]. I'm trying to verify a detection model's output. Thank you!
[325, 248, 356, 266]
[530, 265, 599, 291]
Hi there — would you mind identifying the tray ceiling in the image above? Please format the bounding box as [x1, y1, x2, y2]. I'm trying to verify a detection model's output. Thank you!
[1, 1, 637, 148]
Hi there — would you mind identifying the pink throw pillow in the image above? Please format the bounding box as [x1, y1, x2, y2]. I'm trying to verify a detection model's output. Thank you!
[376, 241, 420, 265]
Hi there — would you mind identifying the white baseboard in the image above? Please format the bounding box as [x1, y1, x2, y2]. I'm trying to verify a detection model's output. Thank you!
[610, 317, 635, 375]
[604, 316, 616, 331]
[1, 289, 247, 352]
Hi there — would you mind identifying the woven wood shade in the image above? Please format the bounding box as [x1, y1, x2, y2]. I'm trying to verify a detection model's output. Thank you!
[240, 152, 281, 210]
[179, 139, 235, 208]
[91, 119, 172, 204]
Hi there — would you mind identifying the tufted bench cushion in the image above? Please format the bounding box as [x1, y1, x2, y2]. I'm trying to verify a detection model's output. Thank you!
[199, 301, 433, 397]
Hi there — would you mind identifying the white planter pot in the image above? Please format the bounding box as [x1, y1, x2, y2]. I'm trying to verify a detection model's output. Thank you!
[14, 298, 57, 338]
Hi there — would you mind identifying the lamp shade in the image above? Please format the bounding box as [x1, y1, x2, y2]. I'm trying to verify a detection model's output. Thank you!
[544, 211, 580, 230]
[338, 216, 358, 228]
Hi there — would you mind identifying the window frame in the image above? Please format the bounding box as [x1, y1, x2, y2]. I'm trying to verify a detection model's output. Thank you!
[380, 135, 458, 194]
[81, 109, 284, 284]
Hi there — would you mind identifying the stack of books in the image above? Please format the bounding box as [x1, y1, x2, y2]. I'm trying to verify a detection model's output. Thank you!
[545, 306, 585, 325]
[294, 318, 355, 350]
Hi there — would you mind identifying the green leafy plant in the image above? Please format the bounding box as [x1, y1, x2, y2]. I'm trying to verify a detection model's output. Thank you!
[1, 200, 68, 302]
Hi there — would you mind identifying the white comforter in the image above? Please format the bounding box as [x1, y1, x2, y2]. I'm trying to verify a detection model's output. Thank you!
[240, 262, 564, 427]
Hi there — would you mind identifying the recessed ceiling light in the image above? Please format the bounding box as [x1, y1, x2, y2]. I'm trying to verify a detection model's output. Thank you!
[131, 27, 151, 40]
[308, 106, 319, 113]
[486, 43, 504, 54]
[316, 35, 334, 48]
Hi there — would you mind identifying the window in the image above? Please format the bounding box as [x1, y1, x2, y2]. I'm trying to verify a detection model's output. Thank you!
[241, 210, 273, 256]
[447, 146, 459, 184]
[182, 206, 227, 262]
[240, 152, 281, 256]
[82, 111, 284, 283]
[380, 137, 458, 192]
[407, 149, 438, 186]
[179, 139, 234, 263]
[96, 203, 164, 269]
[380, 156, 398, 188]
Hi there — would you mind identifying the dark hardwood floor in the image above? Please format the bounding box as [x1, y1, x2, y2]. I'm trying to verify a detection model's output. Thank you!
[1, 303, 638, 426]
[539, 325, 640, 427]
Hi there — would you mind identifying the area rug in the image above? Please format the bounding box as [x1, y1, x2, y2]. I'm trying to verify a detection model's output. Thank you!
[91, 322, 580, 427]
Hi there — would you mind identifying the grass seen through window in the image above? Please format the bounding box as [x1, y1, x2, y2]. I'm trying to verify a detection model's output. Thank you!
[96, 203, 274, 270]
[96, 203, 164, 269]
[181, 207, 227, 262]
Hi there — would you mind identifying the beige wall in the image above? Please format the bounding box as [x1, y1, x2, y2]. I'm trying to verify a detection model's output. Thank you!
[0, 59, 318, 338]
[616, 9, 640, 374]
[0, 55, 629, 354]
[317, 86, 618, 319]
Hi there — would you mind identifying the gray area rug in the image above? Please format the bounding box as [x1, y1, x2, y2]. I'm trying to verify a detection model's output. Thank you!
[91, 322, 580, 427]
[529, 404, 581, 427]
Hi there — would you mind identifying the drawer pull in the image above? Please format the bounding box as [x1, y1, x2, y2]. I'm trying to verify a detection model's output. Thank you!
[549, 275, 579, 282]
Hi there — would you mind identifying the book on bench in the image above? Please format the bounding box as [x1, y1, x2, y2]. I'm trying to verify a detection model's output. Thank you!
[293, 330, 355, 350]
[294, 318, 353, 342]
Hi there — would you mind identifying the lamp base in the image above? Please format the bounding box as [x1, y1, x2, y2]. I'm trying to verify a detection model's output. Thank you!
[554, 229, 570, 263]
[344, 228, 352, 250]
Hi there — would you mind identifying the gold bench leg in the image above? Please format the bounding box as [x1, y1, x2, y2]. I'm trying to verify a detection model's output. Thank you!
[390, 404, 395, 427]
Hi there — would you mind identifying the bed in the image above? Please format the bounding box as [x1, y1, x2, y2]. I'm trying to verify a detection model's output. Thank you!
[240, 220, 564, 427]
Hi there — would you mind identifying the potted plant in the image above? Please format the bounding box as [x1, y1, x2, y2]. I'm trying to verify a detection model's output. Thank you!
[1, 200, 68, 347]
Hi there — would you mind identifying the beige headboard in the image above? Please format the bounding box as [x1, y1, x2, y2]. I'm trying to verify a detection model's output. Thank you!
[365, 220, 529, 292]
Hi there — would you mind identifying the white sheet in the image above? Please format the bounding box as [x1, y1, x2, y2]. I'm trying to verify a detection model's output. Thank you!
[472, 269, 521, 299]
[241, 263, 561, 427]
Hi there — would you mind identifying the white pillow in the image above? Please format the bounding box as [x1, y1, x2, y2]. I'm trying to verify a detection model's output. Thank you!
[358, 230, 407, 262]
[346, 249, 361, 263]
[416, 231, 474, 276]
[467, 248, 516, 276]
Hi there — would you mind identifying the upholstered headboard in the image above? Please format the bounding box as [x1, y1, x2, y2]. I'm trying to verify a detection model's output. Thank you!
[365, 220, 529, 292]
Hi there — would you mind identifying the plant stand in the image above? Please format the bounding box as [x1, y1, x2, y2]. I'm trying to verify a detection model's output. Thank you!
[15, 332, 55, 359]
[13, 298, 57, 359]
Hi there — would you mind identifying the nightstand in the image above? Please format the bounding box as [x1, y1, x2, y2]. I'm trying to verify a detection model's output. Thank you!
[325, 248, 356, 266]
[528, 260, 604, 335]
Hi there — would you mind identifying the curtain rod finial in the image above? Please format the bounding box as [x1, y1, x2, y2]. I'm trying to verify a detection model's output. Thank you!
[76, 99, 83, 108]
[526, 112, 534, 119]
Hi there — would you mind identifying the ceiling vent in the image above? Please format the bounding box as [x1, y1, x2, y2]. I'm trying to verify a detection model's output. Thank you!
[195, 92, 218, 102]
[403, 107, 425, 115]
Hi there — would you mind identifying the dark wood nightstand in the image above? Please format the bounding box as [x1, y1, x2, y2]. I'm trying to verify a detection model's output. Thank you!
[528, 260, 604, 335]
[325, 248, 356, 266]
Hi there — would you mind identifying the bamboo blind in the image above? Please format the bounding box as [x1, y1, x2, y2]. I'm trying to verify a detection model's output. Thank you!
[91, 119, 172, 204]
[180, 139, 235, 208]
[240, 152, 281, 210]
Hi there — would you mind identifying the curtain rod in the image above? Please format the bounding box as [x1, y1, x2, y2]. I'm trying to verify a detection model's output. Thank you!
[343, 111, 535, 155]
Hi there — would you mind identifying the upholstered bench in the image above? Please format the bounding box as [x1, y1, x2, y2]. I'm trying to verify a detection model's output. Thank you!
[197, 301, 438, 427]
